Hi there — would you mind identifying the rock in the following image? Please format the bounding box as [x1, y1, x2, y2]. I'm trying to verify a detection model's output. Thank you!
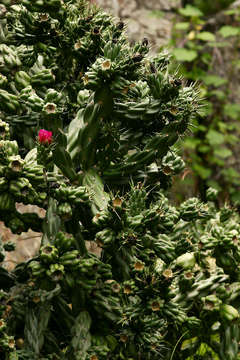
[95, 0, 178, 51]
[0, 204, 44, 270]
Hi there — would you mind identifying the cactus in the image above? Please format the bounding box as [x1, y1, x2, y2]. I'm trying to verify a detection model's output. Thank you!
[0, 1, 240, 359]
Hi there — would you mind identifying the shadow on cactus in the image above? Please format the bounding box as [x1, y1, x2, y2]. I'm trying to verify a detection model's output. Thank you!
[0, 0, 240, 359]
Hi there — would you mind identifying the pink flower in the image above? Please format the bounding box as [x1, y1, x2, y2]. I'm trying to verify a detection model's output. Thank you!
[38, 129, 53, 144]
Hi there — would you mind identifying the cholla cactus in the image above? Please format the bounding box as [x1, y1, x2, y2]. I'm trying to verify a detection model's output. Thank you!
[0, 1, 239, 359]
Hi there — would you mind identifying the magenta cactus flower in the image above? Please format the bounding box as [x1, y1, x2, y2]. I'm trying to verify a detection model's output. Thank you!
[38, 129, 53, 144]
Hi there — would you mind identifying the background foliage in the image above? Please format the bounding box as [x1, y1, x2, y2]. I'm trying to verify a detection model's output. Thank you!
[170, 1, 240, 205]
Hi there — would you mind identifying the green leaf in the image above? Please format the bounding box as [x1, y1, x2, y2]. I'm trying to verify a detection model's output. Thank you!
[209, 90, 225, 100]
[213, 157, 225, 166]
[214, 147, 232, 159]
[175, 22, 190, 30]
[226, 133, 239, 145]
[219, 25, 239, 38]
[193, 163, 212, 179]
[207, 180, 222, 191]
[201, 52, 212, 65]
[233, 59, 240, 69]
[201, 75, 227, 87]
[198, 145, 210, 153]
[173, 48, 198, 62]
[224, 8, 239, 16]
[184, 138, 201, 150]
[222, 167, 240, 178]
[217, 121, 228, 131]
[208, 41, 230, 48]
[206, 129, 225, 145]
[196, 32, 216, 42]
[195, 343, 218, 359]
[181, 336, 198, 350]
[224, 103, 240, 120]
[197, 125, 207, 131]
[230, 192, 240, 203]
[179, 5, 203, 17]
[201, 102, 213, 116]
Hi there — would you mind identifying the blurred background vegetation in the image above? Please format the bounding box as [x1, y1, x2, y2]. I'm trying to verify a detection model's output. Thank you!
[171, 0, 240, 207]
[96, 0, 240, 207]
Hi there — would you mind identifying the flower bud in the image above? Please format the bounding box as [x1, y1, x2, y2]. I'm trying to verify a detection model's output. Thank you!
[38, 129, 53, 145]
[101, 60, 111, 71]
[40, 244, 58, 264]
[0, 120, 9, 140]
[202, 295, 222, 311]
[0, 319, 6, 332]
[43, 102, 57, 115]
[175, 252, 196, 269]
[46, 263, 64, 282]
[220, 304, 239, 321]
[8, 155, 24, 173]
